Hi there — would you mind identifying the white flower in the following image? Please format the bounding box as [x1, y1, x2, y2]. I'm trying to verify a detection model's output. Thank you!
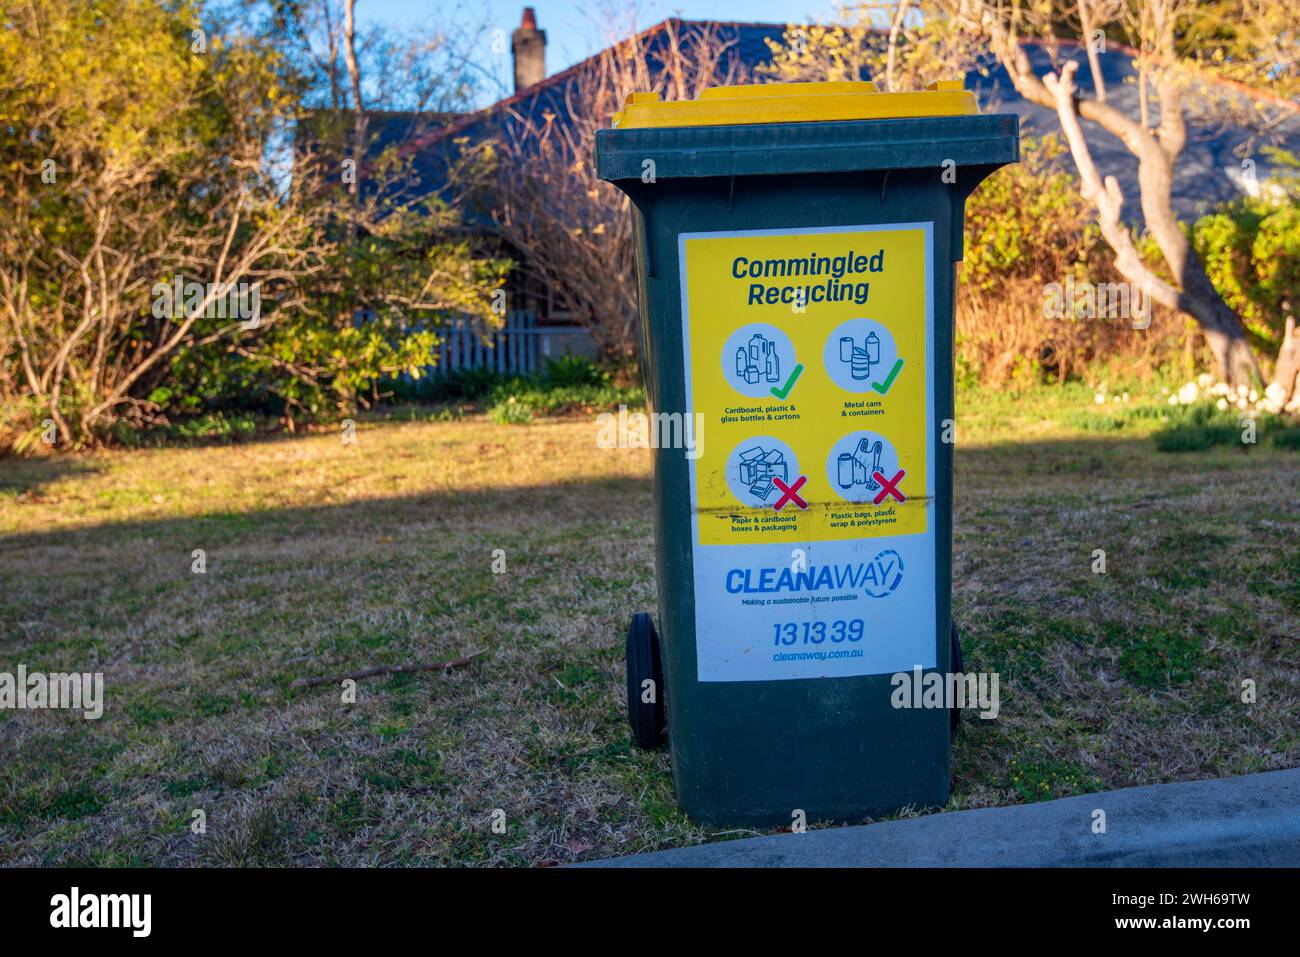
[1197, 373, 1212, 388]
[1094, 393, 1105, 405]
[1216, 398, 1228, 410]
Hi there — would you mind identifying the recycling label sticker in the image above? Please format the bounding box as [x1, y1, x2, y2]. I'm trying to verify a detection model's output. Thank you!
[680, 223, 936, 682]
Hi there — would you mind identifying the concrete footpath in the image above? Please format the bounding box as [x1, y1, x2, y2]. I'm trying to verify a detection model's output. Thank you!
[583, 768, 1300, 867]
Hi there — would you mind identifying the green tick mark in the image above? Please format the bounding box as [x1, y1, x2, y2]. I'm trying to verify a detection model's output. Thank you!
[872, 358, 904, 395]
[770, 363, 804, 400]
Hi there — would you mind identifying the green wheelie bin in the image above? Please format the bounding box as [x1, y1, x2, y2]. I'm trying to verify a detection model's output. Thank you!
[596, 80, 1018, 826]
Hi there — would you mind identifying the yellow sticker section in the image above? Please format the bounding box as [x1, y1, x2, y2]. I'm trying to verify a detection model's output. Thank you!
[684, 225, 930, 547]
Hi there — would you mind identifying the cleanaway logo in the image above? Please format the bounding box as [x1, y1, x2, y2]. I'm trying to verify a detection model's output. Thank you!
[724, 554, 904, 595]
[50, 887, 151, 937]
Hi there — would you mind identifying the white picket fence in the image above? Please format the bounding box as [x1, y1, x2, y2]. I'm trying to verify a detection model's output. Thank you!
[436, 310, 540, 376]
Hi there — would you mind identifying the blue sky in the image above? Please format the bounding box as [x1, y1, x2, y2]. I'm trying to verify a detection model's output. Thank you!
[360, 1, 837, 103]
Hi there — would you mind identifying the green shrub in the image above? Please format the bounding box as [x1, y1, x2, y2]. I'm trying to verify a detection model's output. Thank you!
[961, 134, 1105, 292]
[1154, 404, 1246, 451]
[1153, 402, 1294, 452]
[382, 366, 505, 403]
[955, 135, 1158, 384]
[1272, 425, 1300, 450]
[0, 1, 511, 450]
[1191, 148, 1300, 354]
[1060, 403, 1167, 433]
[539, 355, 609, 389]
[485, 379, 643, 416]
[488, 396, 534, 425]
[111, 412, 262, 449]
[434, 367, 507, 401]
[386, 356, 613, 407]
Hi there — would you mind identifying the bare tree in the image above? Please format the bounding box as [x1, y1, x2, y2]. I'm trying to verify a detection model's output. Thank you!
[0, 2, 325, 445]
[761, 3, 983, 91]
[343, 0, 366, 203]
[0, 0, 505, 449]
[764, 2, 1299, 398]
[961, 0, 1300, 394]
[484, 19, 747, 365]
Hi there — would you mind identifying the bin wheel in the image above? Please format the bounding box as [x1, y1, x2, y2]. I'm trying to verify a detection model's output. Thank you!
[626, 612, 666, 749]
[950, 621, 964, 737]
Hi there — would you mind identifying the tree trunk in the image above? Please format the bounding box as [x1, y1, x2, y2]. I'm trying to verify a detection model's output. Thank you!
[1077, 0, 1106, 103]
[1273, 316, 1300, 405]
[1138, 71, 1262, 386]
[981, 10, 1263, 387]
[885, 1, 912, 93]
[343, 0, 366, 203]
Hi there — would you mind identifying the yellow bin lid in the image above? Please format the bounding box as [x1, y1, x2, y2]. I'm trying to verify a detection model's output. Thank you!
[611, 79, 977, 129]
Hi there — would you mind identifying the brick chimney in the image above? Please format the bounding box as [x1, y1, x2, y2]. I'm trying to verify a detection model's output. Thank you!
[512, 7, 547, 93]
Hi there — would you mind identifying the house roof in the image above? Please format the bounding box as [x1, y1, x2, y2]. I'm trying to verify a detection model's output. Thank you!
[364, 17, 1300, 224]
[395, 19, 787, 156]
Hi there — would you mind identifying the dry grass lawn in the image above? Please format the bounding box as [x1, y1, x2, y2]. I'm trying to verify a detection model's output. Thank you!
[1, 387, 1296, 865]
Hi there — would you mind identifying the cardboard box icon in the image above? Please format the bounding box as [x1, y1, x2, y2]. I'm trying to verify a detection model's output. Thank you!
[738, 445, 787, 498]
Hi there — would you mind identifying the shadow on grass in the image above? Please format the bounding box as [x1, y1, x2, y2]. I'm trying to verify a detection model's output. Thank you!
[0, 431, 1291, 554]
[0, 455, 107, 500]
[1, 429, 1295, 864]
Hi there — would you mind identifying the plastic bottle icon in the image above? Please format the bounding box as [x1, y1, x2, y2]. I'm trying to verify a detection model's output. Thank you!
[748, 335, 765, 384]
[736, 332, 783, 386]
[865, 331, 880, 365]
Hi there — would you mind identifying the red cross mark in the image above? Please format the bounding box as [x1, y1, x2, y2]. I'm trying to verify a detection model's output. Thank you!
[772, 476, 808, 511]
[872, 469, 906, 505]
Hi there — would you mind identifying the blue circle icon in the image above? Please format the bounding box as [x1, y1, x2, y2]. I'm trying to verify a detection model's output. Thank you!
[722, 324, 796, 399]
[823, 319, 898, 394]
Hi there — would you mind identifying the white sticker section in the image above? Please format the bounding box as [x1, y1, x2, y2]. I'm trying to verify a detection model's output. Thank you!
[691, 537, 937, 682]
